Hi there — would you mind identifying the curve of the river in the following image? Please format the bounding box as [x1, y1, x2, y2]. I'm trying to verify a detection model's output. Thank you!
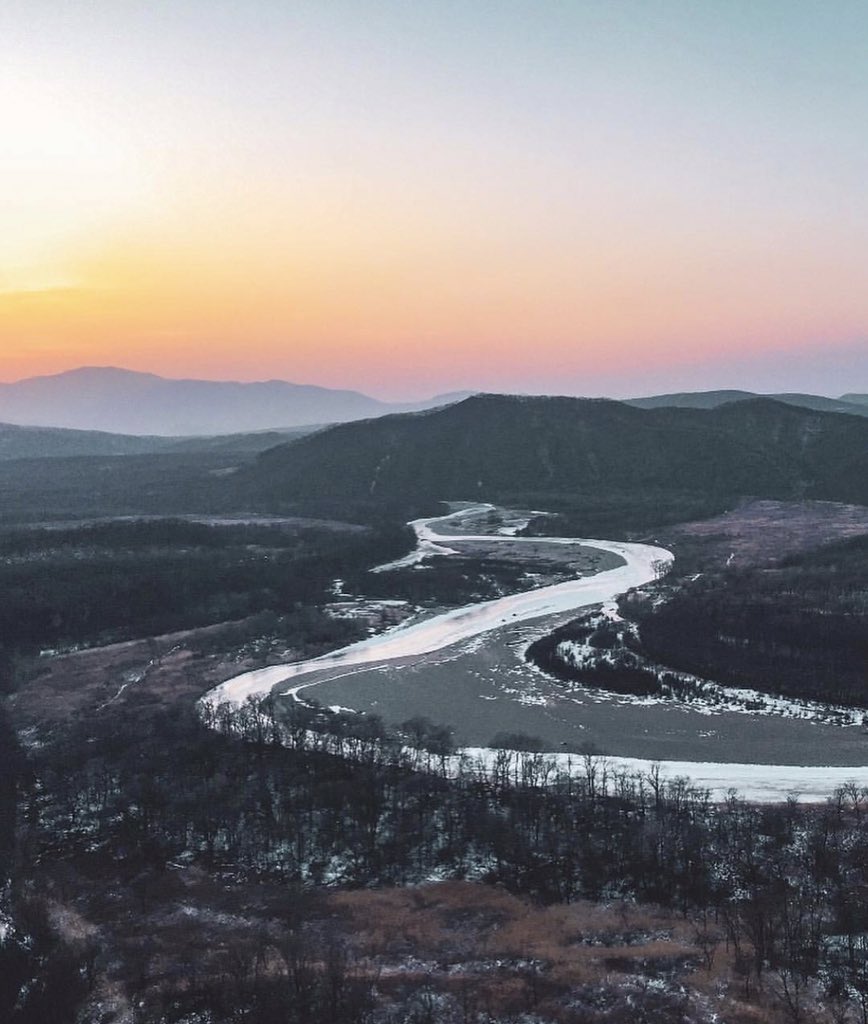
[201, 504, 868, 802]
[203, 505, 671, 709]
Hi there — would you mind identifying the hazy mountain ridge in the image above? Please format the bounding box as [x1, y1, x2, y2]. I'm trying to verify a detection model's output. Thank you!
[0, 421, 311, 461]
[627, 389, 868, 416]
[0, 422, 168, 460]
[244, 394, 868, 507]
[1, 366, 863, 438]
[0, 367, 471, 436]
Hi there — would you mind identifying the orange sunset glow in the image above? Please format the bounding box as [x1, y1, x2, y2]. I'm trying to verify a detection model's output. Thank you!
[2, 2, 866, 398]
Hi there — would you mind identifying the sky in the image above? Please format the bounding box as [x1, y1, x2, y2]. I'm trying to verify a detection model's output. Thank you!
[1, 0, 866, 399]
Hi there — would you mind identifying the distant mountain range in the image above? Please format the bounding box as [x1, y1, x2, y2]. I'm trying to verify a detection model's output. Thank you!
[1, 366, 865, 442]
[243, 394, 868, 508]
[0, 367, 471, 436]
[2, 368, 864, 441]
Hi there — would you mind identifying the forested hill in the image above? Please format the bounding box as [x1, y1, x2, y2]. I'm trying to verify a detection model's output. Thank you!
[242, 394, 868, 508]
[0, 422, 168, 460]
[627, 389, 868, 416]
[0, 421, 309, 460]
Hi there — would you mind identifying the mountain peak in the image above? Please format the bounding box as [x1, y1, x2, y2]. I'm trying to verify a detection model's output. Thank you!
[27, 365, 166, 384]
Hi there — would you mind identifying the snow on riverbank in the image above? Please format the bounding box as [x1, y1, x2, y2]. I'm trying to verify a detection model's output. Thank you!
[456, 748, 868, 804]
[369, 537, 459, 573]
[552, 614, 864, 727]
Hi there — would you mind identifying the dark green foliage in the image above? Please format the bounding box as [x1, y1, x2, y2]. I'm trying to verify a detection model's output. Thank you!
[3, 394, 866, 539]
[0, 519, 412, 652]
[520, 491, 731, 539]
[0, 516, 372, 556]
[563, 660, 662, 697]
[526, 617, 706, 700]
[0, 422, 169, 460]
[0, 452, 241, 525]
[0, 420, 312, 462]
[526, 621, 665, 697]
[626, 389, 760, 410]
[240, 395, 868, 523]
[633, 534, 868, 706]
[628, 389, 868, 416]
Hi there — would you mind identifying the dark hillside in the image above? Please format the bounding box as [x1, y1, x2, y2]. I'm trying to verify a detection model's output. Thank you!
[709, 398, 868, 503]
[626, 389, 756, 409]
[632, 533, 868, 706]
[0, 453, 240, 525]
[0, 422, 311, 462]
[773, 391, 868, 415]
[628, 389, 868, 416]
[0, 422, 169, 460]
[241, 394, 868, 510]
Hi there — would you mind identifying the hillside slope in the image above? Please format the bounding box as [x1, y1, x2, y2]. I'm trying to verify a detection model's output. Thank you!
[628, 390, 868, 416]
[243, 395, 868, 508]
[0, 423, 169, 460]
[0, 422, 312, 461]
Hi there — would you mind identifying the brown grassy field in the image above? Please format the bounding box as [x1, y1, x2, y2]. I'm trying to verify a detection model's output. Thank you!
[655, 498, 868, 570]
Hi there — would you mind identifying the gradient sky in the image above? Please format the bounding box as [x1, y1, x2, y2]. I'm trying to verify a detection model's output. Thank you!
[2, 0, 866, 398]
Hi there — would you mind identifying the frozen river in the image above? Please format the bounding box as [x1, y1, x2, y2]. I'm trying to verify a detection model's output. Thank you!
[202, 504, 868, 802]
[204, 505, 670, 708]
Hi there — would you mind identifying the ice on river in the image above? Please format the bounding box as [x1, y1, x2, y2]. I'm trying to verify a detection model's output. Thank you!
[202, 505, 671, 708]
[201, 503, 868, 802]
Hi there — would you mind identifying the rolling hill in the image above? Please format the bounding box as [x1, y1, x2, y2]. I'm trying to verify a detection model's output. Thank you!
[627, 390, 868, 416]
[0, 422, 311, 461]
[242, 394, 868, 509]
[0, 423, 168, 461]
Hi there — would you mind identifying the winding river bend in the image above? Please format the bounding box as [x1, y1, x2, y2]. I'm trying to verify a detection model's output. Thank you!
[203, 505, 868, 802]
[204, 505, 671, 708]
